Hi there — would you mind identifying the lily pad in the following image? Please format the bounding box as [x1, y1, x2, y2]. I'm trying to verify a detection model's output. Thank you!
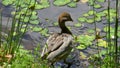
[54, 0, 71, 6]
[67, 1, 77, 8]
[88, 10, 94, 15]
[78, 17, 86, 22]
[30, 20, 39, 25]
[94, 4, 102, 9]
[83, 13, 89, 17]
[86, 19, 94, 23]
[32, 27, 42, 32]
[74, 23, 82, 27]
[97, 0, 105, 2]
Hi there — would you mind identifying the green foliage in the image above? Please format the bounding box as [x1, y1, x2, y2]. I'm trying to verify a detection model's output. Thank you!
[103, 26, 120, 38]
[74, 23, 82, 27]
[53, 0, 71, 6]
[76, 35, 95, 49]
[10, 46, 34, 68]
[67, 1, 77, 8]
[94, 4, 102, 9]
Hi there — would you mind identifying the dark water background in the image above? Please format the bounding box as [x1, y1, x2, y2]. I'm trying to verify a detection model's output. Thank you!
[0, 0, 119, 68]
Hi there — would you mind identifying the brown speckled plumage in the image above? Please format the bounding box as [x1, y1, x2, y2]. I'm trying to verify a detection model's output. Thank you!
[41, 12, 73, 64]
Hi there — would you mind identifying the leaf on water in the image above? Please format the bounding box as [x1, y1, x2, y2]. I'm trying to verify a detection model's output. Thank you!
[24, 17, 29, 22]
[30, 20, 39, 25]
[30, 15, 38, 20]
[53, 22, 58, 26]
[88, 10, 94, 15]
[74, 23, 82, 27]
[32, 27, 42, 32]
[97, 0, 105, 2]
[54, 0, 71, 6]
[94, 4, 102, 9]
[67, 1, 77, 8]
[79, 52, 87, 60]
[86, 19, 94, 23]
[78, 17, 86, 22]
[98, 39, 108, 48]
[76, 44, 86, 50]
[83, 13, 89, 17]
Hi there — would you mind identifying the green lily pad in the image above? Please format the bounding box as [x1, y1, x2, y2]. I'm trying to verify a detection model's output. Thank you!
[88, 10, 94, 15]
[76, 44, 86, 50]
[74, 23, 82, 27]
[83, 13, 89, 17]
[53, 22, 58, 26]
[30, 20, 39, 25]
[78, 17, 86, 22]
[97, 0, 105, 2]
[24, 17, 30, 22]
[54, 0, 71, 6]
[86, 19, 94, 23]
[32, 27, 42, 32]
[67, 1, 77, 8]
[30, 15, 38, 20]
[98, 39, 108, 48]
[94, 4, 102, 9]
[40, 28, 49, 36]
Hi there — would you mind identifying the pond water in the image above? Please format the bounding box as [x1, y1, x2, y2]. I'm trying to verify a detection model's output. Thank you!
[0, 0, 119, 68]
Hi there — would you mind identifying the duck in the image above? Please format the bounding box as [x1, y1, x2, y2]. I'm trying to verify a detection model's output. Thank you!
[41, 12, 73, 65]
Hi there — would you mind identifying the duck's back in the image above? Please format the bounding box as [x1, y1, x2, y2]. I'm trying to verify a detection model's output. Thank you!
[41, 33, 73, 63]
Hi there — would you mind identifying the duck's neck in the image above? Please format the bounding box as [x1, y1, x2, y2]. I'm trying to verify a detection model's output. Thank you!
[59, 21, 72, 35]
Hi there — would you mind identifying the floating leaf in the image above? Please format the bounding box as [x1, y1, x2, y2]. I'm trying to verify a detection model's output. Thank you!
[78, 17, 86, 22]
[32, 27, 42, 32]
[24, 17, 29, 22]
[76, 44, 86, 50]
[74, 23, 82, 27]
[40, 28, 49, 36]
[35, 4, 44, 9]
[30, 15, 38, 20]
[53, 22, 58, 26]
[83, 13, 89, 17]
[97, 0, 105, 2]
[98, 39, 108, 48]
[30, 20, 39, 25]
[88, 0, 94, 6]
[88, 10, 94, 15]
[86, 19, 94, 23]
[94, 4, 102, 9]
[87, 29, 95, 34]
[79, 52, 87, 60]
[21, 28, 26, 33]
[67, 2, 77, 8]
[54, 0, 71, 6]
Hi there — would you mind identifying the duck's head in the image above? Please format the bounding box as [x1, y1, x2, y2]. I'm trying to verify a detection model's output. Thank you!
[58, 12, 73, 23]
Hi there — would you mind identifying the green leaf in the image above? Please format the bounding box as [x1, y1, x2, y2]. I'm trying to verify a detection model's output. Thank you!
[97, 0, 105, 2]
[78, 17, 86, 22]
[88, 10, 94, 15]
[24, 17, 29, 22]
[94, 4, 102, 9]
[30, 20, 39, 25]
[67, 2, 77, 8]
[30, 15, 38, 20]
[74, 23, 82, 27]
[53, 22, 58, 26]
[83, 13, 89, 17]
[86, 19, 94, 23]
[54, 0, 71, 6]
[32, 27, 42, 32]
[40, 28, 49, 36]
[76, 44, 86, 49]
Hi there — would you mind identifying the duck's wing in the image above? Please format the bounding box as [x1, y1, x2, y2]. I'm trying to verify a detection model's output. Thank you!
[41, 33, 64, 59]
[47, 34, 73, 62]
